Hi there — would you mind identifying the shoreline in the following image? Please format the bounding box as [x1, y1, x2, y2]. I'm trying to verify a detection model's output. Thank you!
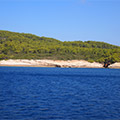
[0, 64, 104, 68]
[0, 59, 120, 69]
[0, 64, 56, 68]
[0, 59, 103, 68]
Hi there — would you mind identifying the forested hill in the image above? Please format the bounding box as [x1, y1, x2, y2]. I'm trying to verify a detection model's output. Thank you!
[0, 30, 120, 63]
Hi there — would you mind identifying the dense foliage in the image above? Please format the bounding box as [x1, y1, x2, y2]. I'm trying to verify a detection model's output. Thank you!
[0, 30, 120, 63]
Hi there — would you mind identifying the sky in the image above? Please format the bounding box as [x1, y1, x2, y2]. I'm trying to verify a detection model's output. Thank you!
[0, 0, 120, 46]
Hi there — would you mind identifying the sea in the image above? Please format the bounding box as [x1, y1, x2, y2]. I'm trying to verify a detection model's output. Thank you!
[0, 67, 120, 120]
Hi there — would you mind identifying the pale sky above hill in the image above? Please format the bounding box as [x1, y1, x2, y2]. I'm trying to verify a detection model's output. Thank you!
[0, 0, 120, 46]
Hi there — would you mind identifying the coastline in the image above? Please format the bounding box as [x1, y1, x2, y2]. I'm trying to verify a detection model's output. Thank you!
[0, 59, 103, 68]
[0, 59, 120, 68]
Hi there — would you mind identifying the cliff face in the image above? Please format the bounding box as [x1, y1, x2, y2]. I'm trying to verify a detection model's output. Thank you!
[0, 59, 103, 68]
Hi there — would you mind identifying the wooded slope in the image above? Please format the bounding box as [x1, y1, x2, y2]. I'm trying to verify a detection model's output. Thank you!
[0, 30, 120, 63]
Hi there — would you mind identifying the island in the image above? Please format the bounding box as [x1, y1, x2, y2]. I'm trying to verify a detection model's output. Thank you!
[0, 30, 120, 68]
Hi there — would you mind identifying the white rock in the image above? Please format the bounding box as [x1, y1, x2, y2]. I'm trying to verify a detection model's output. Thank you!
[0, 59, 104, 68]
[109, 63, 120, 68]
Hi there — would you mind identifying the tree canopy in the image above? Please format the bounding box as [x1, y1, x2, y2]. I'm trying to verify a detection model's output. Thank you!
[0, 30, 120, 63]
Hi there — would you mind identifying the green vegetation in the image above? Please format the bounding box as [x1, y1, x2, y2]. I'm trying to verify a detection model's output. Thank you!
[0, 30, 120, 63]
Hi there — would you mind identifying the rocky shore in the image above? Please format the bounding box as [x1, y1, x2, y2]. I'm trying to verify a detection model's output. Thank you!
[0, 59, 120, 68]
[109, 63, 120, 69]
[0, 59, 103, 68]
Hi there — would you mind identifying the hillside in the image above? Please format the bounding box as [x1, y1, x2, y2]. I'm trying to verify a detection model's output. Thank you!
[0, 30, 120, 63]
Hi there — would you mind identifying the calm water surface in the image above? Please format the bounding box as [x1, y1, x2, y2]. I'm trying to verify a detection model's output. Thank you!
[0, 67, 120, 120]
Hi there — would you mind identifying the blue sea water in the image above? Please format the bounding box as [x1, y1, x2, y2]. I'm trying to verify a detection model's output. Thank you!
[0, 67, 120, 120]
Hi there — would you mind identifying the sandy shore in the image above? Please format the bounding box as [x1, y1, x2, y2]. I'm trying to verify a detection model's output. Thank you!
[0, 59, 104, 68]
